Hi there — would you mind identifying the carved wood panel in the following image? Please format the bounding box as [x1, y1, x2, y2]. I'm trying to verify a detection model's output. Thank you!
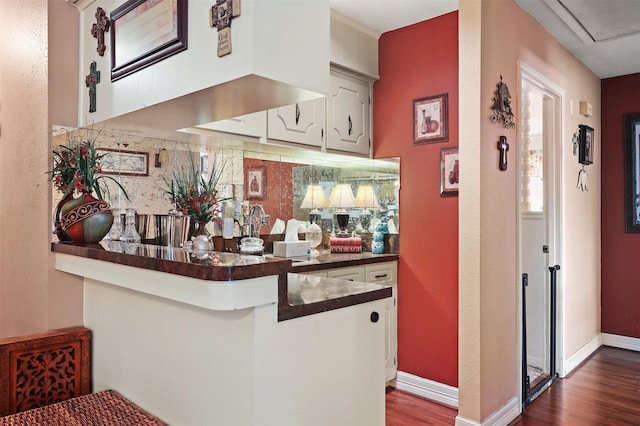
[0, 327, 91, 416]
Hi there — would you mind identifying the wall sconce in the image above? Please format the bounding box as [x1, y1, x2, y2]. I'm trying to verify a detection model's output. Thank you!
[300, 184, 327, 224]
[354, 185, 380, 232]
[155, 148, 169, 168]
[327, 184, 356, 237]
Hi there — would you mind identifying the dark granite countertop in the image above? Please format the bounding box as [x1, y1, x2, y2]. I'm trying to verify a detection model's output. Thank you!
[52, 241, 291, 281]
[286, 251, 399, 272]
[52, 242, 397, 322]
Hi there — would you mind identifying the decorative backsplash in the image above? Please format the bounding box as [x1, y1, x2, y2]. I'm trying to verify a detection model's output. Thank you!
[51, 127, 400, 240]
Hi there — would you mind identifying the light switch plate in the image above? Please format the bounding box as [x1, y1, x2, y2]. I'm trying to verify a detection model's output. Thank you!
[580, 101, 592, 117]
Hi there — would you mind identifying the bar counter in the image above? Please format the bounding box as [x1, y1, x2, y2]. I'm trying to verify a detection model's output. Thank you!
[51, 241, 392, 425]
[52, 241, 397, 320]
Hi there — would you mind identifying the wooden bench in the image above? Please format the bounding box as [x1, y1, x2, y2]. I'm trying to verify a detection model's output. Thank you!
[0, 389, 166, 425]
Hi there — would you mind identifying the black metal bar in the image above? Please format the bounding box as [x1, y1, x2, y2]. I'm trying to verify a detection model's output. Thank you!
[549, 265, 560, 378]
[521, 272, 529, 410]
[524, 265, 561, 409]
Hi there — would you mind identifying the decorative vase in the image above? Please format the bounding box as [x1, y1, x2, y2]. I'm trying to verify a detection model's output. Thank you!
[189, 220, 210, 240]
[60, 193, 114, 244]
[53, 193, 74, 242]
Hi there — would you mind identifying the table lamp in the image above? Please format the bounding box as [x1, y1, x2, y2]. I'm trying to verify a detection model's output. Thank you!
[300, 184, 327, 224]
[327, 183, 356, 237]
[355, 185, 380, 232]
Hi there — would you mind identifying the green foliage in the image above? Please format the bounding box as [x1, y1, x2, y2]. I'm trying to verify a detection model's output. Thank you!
[163, 151, 230, 224]
[48, 128, 128, 201]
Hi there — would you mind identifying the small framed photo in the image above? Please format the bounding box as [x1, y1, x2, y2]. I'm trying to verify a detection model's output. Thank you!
[440, 147, 459, 196]
[414, 93, 449, 145]
[246, 166, 266, 200]
[579, 124, 594, 165]
[97, 148, 149, 176]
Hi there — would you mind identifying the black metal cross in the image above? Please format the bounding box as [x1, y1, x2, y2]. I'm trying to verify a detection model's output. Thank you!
[85, 61, 100, 113]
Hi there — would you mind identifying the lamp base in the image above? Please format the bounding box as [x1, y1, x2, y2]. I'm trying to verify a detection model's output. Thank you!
[335, 212, 350, 238]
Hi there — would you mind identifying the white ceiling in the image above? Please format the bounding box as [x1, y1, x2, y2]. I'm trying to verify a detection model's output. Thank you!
[329, 0, 458, 34]
[330, 0, 640, 79]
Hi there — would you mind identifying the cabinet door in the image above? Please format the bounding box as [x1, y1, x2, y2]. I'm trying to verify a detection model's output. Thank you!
[195, 111, 266, 137]
[326, 70, 371, 156]
[365, 262, 398, 383]
[384, 286, 397, 383]
[267, 98, 325, 148]
[326, 266, 364, 282]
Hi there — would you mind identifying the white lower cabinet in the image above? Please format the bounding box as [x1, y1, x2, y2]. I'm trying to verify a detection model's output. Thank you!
[299, 261, 398, 383]
[326, 265, 365, 282]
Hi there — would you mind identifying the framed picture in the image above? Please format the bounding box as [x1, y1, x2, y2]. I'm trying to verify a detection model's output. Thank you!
[579, 124, 594, 165]
[624, 113, 640, 232]
[414, 93, 449, 145]
[110, 0, 188, 81]
[246, 166, 266, 200]
[440, 147, 459, 196]
[97, 148, 149, 176]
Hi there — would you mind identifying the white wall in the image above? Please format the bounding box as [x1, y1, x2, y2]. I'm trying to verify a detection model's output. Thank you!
[77, 0, 330, 135]
[458, 0, 601, 423]
[0, 1, 83, 338]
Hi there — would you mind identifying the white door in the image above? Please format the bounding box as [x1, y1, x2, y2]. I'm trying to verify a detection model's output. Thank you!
[517, 61, 564, 408]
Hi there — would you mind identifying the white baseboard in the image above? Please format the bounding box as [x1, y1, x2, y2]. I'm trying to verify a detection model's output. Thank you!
[483, 396, 520, 426]
[396, 371, 458, 408]
[455, 416, 480, 426]
[526, 355, 544, 370]
[562, 334, 601, 376]
[602, 333, 640, 351]
[454, 396, 519, 426]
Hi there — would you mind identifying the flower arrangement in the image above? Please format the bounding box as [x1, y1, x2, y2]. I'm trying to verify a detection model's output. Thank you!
[163, 152, 229, 225]
[49, 129, 127, 200]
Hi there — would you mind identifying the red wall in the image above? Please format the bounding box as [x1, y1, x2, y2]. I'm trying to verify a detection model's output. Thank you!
[374, 12, 459, 386]
[244, 158, 296, 232]
[601, 73, 640, 338]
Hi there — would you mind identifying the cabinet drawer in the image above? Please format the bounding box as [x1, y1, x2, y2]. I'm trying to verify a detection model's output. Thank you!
[326, 266, 364, 282]
[364, 262, 397, 285]
[299, 271, 328, 278]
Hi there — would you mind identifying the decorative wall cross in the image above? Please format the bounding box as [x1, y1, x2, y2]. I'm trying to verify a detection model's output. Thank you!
[85, 61, 100, 113]
[210, 0, 241, 57]
[91, 7, 110, 57]
[490, 75, 515, 129]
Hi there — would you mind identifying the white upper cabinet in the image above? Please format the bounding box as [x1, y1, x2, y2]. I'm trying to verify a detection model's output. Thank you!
[195, 111, 266, 138]
[267, 98, 325, 148]
[326, 68, 371, 156]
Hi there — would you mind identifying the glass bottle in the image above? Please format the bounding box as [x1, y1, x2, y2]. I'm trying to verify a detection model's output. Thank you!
[119, 206, 141, 243]
[108, 207, 122, 241]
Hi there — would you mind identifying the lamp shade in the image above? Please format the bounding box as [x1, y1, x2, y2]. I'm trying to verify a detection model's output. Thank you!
[354, 185, 380, 209]
[300, 185, 327, 209]
[327, 184, 356, 209]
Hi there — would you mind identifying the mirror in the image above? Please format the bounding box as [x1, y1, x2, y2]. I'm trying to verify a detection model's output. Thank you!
[52, 127, 399, 247]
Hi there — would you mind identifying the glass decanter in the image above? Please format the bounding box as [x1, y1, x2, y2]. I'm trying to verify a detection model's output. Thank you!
[108, 207, 122, 241]
[119, 206, 141, 243]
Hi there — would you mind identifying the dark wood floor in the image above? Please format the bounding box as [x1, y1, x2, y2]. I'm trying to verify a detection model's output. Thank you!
[386, 346, 640, 425]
